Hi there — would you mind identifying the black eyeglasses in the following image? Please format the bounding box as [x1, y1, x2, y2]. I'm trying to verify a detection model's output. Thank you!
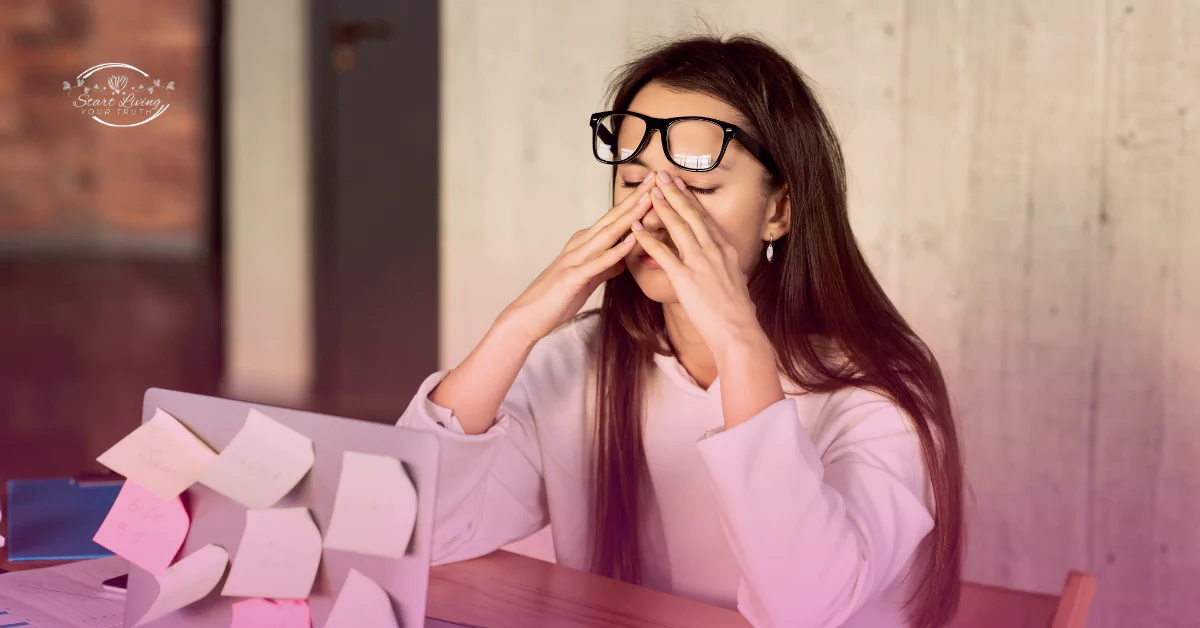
[590, 110, 776, 173]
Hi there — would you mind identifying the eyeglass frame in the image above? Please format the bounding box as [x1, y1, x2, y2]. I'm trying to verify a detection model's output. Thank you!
[589, 110, 777, 174]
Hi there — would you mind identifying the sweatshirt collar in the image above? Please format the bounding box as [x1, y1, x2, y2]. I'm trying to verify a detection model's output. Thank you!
[652, 352, 721, 399]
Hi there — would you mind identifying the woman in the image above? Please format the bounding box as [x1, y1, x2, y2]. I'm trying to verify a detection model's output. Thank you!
[399, 34, 963, 628]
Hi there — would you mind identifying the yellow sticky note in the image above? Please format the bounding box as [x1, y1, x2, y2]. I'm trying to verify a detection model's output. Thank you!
[322, 452, 417, 559]
[197, 409, 315, 509]
[221, 508, 322, 599]
[324, 569, 399, 628]
[97, 408, 217, 500]
[135, 544, 229, 626]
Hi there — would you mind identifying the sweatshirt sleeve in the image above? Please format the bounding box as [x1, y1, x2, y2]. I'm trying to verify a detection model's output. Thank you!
[396, 366, 549, 566]
[695, 393, 935, 628]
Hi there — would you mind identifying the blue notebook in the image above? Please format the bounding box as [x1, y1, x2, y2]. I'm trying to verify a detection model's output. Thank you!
[5, 478, 122, 562]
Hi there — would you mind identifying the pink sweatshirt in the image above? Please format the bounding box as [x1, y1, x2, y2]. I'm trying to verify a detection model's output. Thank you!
[397, 316, 935, 628]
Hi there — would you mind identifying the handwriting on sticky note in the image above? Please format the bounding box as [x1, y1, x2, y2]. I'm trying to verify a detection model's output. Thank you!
[230, 598, 311, 628]
[93, 480, 189, 575]
[97, 408, 217, 500]
[324, 569, 398, 628]
[322, 451, 417, 559]
[221, 508, 322, 599]
[197, 409, 315, 509]
[136, 544, 228, 626]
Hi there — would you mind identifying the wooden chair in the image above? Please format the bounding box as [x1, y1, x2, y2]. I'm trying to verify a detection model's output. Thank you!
[947, 571, 1097, 628]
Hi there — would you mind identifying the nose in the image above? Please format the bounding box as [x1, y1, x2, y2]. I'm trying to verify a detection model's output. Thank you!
[639, 204, 666, 233]
[633, 163, 679, 236]
[635, 130, 683, 177]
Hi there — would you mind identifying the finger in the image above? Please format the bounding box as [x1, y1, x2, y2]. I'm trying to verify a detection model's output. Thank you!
[648, 187, 702, 258]
[575, 232, 637, 282]
[633, 229, 686, 275]
[576, 193, 652, 259]
[584, 172, 656, 238]
[591, 257, 627, 285]
[655, 175, 717, 248]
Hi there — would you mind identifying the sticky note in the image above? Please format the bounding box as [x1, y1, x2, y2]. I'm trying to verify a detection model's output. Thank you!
[324, 569, 398, 628]
[97, 408, 217, 500]
[322, 452, 417, 558]
[230, 598, 311, 628]
[93, 480, 189, 575]
[221, 508, 322, 599]
[136, 544, 229, 626]
[197, 409, 314, 509]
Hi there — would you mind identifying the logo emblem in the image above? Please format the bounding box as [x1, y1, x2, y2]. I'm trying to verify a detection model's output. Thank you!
[64, 63, 175, 127]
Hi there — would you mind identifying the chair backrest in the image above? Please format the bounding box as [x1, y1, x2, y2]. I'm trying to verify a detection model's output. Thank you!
[947, 571, 1096, 628]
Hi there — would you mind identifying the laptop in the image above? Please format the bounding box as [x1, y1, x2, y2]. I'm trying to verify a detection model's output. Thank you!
[124, 388, 466, 627]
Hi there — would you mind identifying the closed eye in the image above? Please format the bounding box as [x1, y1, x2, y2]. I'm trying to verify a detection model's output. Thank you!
[621, 180, 719, 195]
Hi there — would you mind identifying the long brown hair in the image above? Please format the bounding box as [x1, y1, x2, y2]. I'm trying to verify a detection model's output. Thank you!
[583, 34, 964, 628]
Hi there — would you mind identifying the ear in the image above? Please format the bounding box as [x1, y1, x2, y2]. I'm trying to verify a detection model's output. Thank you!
[763, 183, 791, 240]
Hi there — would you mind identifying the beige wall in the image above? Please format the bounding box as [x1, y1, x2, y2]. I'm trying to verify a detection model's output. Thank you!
[442, 2, 1200, 626]
[223, 0, 312, 405]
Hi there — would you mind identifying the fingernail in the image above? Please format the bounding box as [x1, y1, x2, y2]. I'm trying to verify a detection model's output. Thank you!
[673, 177, 687, 190]
[643, 172, 654, 183]
[652, 187, 664, 199]
[657, 171, 672, 183]
[624, 232, 636, 242]
[631, 219, 645, 231]
[639, 192, 648, 203]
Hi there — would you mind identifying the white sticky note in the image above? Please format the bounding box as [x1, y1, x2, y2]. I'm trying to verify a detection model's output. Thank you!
[684, 155, 698, 169]
[221, 508, 322, 599]
[323, 569, 399, 628]
[597, 143, 613, 160]
[619, 147, 636, 160]
[197, 409, 314, 509]
[97, 408, 217, 500]
[697, 154, 712, 168]
[322, 452, 417, 559]
[136, 544, 229, 626]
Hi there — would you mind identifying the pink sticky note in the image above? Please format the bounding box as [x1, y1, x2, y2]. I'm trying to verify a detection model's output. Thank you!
[93, 480, 189, 575]
[230, 598, 311, 628]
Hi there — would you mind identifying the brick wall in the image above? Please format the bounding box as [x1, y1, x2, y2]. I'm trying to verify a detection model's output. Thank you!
[0, 0, 206, 256]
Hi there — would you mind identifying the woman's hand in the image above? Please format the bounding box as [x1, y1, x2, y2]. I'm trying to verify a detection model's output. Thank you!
[635, 172, 784, 429]
[497, 172, 657, 346]
[632, 173, 767, 360]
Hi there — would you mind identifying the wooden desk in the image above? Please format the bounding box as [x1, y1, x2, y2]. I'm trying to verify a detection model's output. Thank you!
[3, 544, 748, 627]
[430, 550, 749, 628]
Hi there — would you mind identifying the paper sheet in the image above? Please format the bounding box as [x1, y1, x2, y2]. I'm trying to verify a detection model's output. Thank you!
[221, 508, 322, 599]
[96, 408, 217, 500]
[322, 451, 417, 558]
[230, 598, 311, 628]
[0, 557, 127, 628]
[92, 480, 189, 575]
[323, 569, 398, 628]
[136, 544, 228, 627]
[197, 409, 315, 509]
